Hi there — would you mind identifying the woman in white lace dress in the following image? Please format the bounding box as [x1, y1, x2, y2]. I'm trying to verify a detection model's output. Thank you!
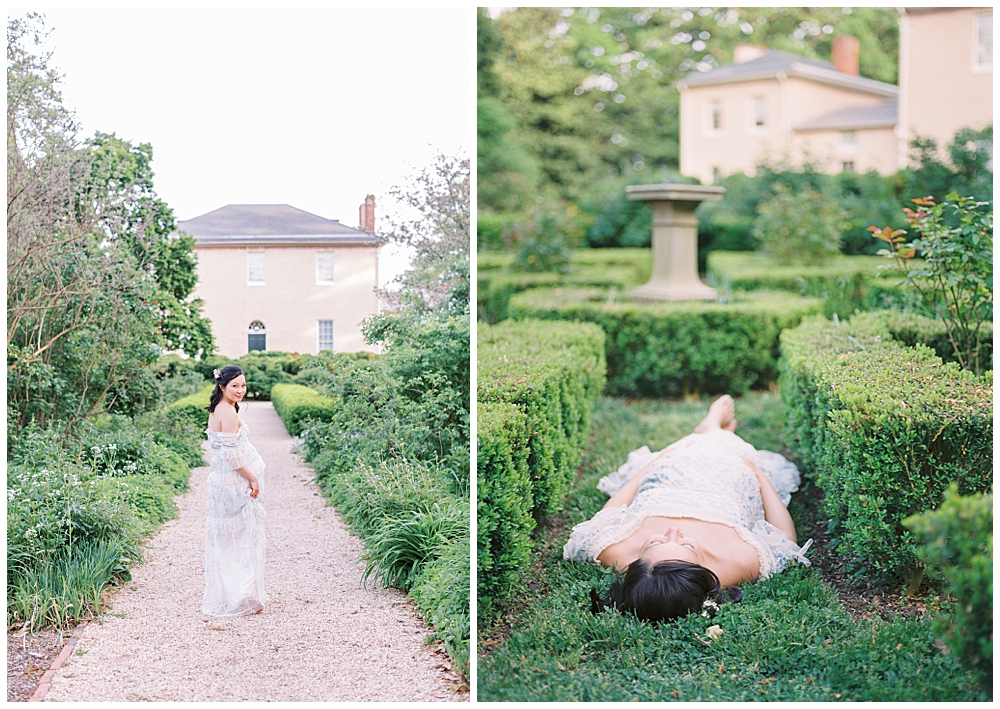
[202, 365, 268, 616]
[564, 395, 811, 623]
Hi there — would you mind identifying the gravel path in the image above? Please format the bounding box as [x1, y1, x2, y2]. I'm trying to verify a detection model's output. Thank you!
[46, 402, 465, 702]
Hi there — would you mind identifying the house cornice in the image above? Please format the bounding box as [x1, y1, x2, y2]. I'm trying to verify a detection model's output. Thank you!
[191, 234, 385, 247]
[678, 60, 898, 99]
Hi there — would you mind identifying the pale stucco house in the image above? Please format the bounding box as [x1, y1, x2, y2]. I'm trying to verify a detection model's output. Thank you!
[678, 38, 899, 183]
[898, 7, 993, 168]
[180, 201, 381, 358]
[679, 9, 993, 182]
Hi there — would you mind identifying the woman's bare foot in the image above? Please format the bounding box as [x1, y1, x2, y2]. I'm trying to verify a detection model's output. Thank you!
[694, 395, 737, 433]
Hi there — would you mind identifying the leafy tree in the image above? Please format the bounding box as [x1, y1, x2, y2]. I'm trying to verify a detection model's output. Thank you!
[381, 152, 470, 315]
[753, 183, 848, 265]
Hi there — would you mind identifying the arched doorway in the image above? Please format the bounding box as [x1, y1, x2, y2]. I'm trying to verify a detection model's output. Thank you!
[248, 320, 266, 352]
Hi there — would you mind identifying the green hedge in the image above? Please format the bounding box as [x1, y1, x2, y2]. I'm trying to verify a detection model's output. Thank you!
[477, 319, 606, 623]
[478, 248, 650, 324]
[905, 485, 993, 692]
[508, 287, 823, 397]
[779, 312, 993, 581]
[164, 383, 215, 430]
[707, 250, 914, 317]
[270, 383, 337, 437]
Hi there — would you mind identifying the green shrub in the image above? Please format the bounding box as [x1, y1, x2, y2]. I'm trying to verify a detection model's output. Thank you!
[754, 183, 848, 265]
[904, 485, 992, 692]
[410, 534, 471, 677]
[478, 320, 606, 624]
[779, 313, 993, 581]
[477, 248, 651, 323]
[508, 287, 823, 397]
[479, 319, 606, 518]
[164, 383, 215, 431]
[707, 250, 915, 317]
[270, 383, 337, 437]
[477, 401, 533, 624]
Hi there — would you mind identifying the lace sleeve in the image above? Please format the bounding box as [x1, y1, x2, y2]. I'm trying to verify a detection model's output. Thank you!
[563, 506, 643, 563]
[749, 450, 801, 507]
[736, 520, 813, 579]
[597, 446, 653, 496]
[208, 430, 252, 470]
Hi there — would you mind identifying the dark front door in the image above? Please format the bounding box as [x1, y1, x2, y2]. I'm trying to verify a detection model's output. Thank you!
[248, 334, 266, 352]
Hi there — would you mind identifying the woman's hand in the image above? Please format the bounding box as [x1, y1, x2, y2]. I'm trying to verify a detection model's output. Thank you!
[248, 476, 260, 499]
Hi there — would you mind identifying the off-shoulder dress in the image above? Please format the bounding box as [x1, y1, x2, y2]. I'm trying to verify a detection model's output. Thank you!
[203, 424, 268, 616]
[563, 428, 812, 580]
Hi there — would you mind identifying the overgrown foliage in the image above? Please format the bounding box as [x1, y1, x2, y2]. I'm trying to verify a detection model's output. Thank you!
[779, 312, 992, 582]
[870, 193, 992, 374]
[478, 320, 607, 623]
[753, 184, 847, 265]
[7, 14, 212, 435]
[508, 287, 823, 397]
[904, 486, 992, 692]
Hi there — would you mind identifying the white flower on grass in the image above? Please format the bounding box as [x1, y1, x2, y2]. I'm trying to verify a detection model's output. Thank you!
[706, 625, 724, 641]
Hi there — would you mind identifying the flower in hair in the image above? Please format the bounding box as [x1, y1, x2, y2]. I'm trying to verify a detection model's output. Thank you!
[213, 368, 222, 380]
[701, 599, 719, 618]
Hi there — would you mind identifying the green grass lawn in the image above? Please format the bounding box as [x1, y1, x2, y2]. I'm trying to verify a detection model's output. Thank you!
[477, 393, 984, 701]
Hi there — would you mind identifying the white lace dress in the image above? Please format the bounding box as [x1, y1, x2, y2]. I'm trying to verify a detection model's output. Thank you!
[563, 429, 812, 579]
[203, 424, 268, 616]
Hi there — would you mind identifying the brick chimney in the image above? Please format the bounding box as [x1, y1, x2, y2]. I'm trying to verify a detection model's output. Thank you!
[358, 194, 375, 233]
[831, 35, 859, 76]
[734, 45, 767, 64]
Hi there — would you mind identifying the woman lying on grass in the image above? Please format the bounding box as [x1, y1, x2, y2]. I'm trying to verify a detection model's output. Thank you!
[564, 395, 812, 623]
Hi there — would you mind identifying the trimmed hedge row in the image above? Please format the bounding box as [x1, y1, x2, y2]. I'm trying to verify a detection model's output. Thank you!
[508, 287, 824, 397]
[707, 250, 914, 317]
[270, 383, 337, 437]
[478, 248, 651, 324]
[905, 485, 993, 691]
[779, 311, 993, 581]
[477, 319, 606, 623]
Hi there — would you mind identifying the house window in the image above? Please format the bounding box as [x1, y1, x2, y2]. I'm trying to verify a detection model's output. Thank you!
[711, 166, 721, 183]
[316, 252, 334, 284]
[842, 130, 856, 145]
[248, 320, 266, 352]
[976, 14, 992, 68]
[247, 252, 265, 285]
[318, 320, 334, 352]
[841, 161, 855, 173]
[754, 96, 766, 127]
[711, 100, 722, 130]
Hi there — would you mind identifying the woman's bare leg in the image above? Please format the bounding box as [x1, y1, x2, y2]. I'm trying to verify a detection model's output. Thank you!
[693, 395, 737, 434]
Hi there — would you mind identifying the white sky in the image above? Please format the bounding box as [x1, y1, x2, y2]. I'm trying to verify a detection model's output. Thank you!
[10, 6, 474, 287]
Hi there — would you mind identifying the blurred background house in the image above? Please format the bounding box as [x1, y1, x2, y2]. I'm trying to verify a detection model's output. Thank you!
[180, 198, 382, 358]
[678, 7, 992, 182]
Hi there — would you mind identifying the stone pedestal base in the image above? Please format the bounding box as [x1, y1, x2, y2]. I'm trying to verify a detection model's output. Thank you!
[630, 280, 717, 302]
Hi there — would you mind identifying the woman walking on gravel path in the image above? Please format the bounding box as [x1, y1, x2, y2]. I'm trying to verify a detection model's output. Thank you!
[203, 365, 268, 616]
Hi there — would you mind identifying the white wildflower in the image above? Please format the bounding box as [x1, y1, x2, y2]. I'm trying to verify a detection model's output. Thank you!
[706, 625, 724, 641]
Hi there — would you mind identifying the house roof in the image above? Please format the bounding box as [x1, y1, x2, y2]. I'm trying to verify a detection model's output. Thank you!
[678, 49, 898, 98]
[794, 100, 898, 131]
[177, 204, 378, 246]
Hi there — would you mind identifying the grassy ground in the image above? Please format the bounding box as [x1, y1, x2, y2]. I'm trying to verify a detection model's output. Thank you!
[477, 393, 984, 701]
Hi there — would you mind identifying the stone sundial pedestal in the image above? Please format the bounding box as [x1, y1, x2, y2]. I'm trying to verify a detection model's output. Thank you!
[626, 183, 726, 301]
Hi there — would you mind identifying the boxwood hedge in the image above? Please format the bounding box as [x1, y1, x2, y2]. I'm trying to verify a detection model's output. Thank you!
[478, 319, 606, 623]
[164, 383, 215, 430]
[905, 485, 993, 692]
[270, 383, 337, 437]
[707, 250, 914, 317]
[507, 287, 823, 398]
[779, 312, 993, 581]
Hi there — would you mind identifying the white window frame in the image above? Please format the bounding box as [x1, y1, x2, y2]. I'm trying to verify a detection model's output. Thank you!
[974, 13, 992, 71]
[316, 252, 335, 285]
[318, 320, 334, 352]
[841, 161, 856, 173]
[842, 130, 857, 145]
[753, 96, 766, 127]
[247, 251, 265, 285]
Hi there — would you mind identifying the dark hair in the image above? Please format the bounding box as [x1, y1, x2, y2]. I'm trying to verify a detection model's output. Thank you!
[206, 365, 245, 414]
[590, 559, 742, 624]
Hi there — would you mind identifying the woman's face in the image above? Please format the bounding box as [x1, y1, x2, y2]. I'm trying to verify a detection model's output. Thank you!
[637, 527, 706, 566]
[223, 374, 247, 403]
